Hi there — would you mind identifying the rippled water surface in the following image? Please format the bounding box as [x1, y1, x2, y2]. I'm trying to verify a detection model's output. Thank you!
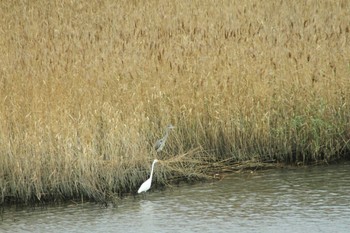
[2, 162, 350, 233]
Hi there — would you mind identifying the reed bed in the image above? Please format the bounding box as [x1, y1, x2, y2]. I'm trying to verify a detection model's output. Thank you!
[0, 0, 350, 204]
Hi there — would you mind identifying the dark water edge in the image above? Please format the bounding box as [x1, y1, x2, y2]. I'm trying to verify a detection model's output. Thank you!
[1, 158, 350, 208]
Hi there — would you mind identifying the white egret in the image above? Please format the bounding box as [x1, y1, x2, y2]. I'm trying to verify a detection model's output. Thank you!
[155, 124, 175, 152]
[137, 159, 159, 194]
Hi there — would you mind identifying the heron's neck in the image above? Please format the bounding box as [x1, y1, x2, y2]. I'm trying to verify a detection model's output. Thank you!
[163, 128, 170, 139]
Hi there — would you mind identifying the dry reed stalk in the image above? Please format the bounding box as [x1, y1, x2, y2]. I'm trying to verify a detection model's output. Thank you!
[0, 0, 349, 204]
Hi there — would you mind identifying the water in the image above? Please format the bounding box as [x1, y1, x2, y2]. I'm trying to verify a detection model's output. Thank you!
[1, 162, 350, 233]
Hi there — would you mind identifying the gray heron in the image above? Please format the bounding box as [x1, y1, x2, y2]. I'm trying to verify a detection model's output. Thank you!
[154, 124, 175, 152]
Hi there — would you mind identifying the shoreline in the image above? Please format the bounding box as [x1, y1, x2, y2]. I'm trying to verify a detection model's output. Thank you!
[1, 154, 349, 207]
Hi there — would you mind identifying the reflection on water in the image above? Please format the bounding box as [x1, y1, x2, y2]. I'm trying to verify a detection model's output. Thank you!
[1, 162, 350, 233]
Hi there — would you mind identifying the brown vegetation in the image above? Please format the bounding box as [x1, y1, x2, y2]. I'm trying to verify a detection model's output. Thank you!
[0, 0, 350, 204]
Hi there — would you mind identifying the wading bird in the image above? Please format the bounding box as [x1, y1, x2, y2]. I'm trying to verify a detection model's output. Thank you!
[137, 159, 159, 194]
[155, 124, 175, 152]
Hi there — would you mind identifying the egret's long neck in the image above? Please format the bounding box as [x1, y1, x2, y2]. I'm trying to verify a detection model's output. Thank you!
[149, 161, 157, 180]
